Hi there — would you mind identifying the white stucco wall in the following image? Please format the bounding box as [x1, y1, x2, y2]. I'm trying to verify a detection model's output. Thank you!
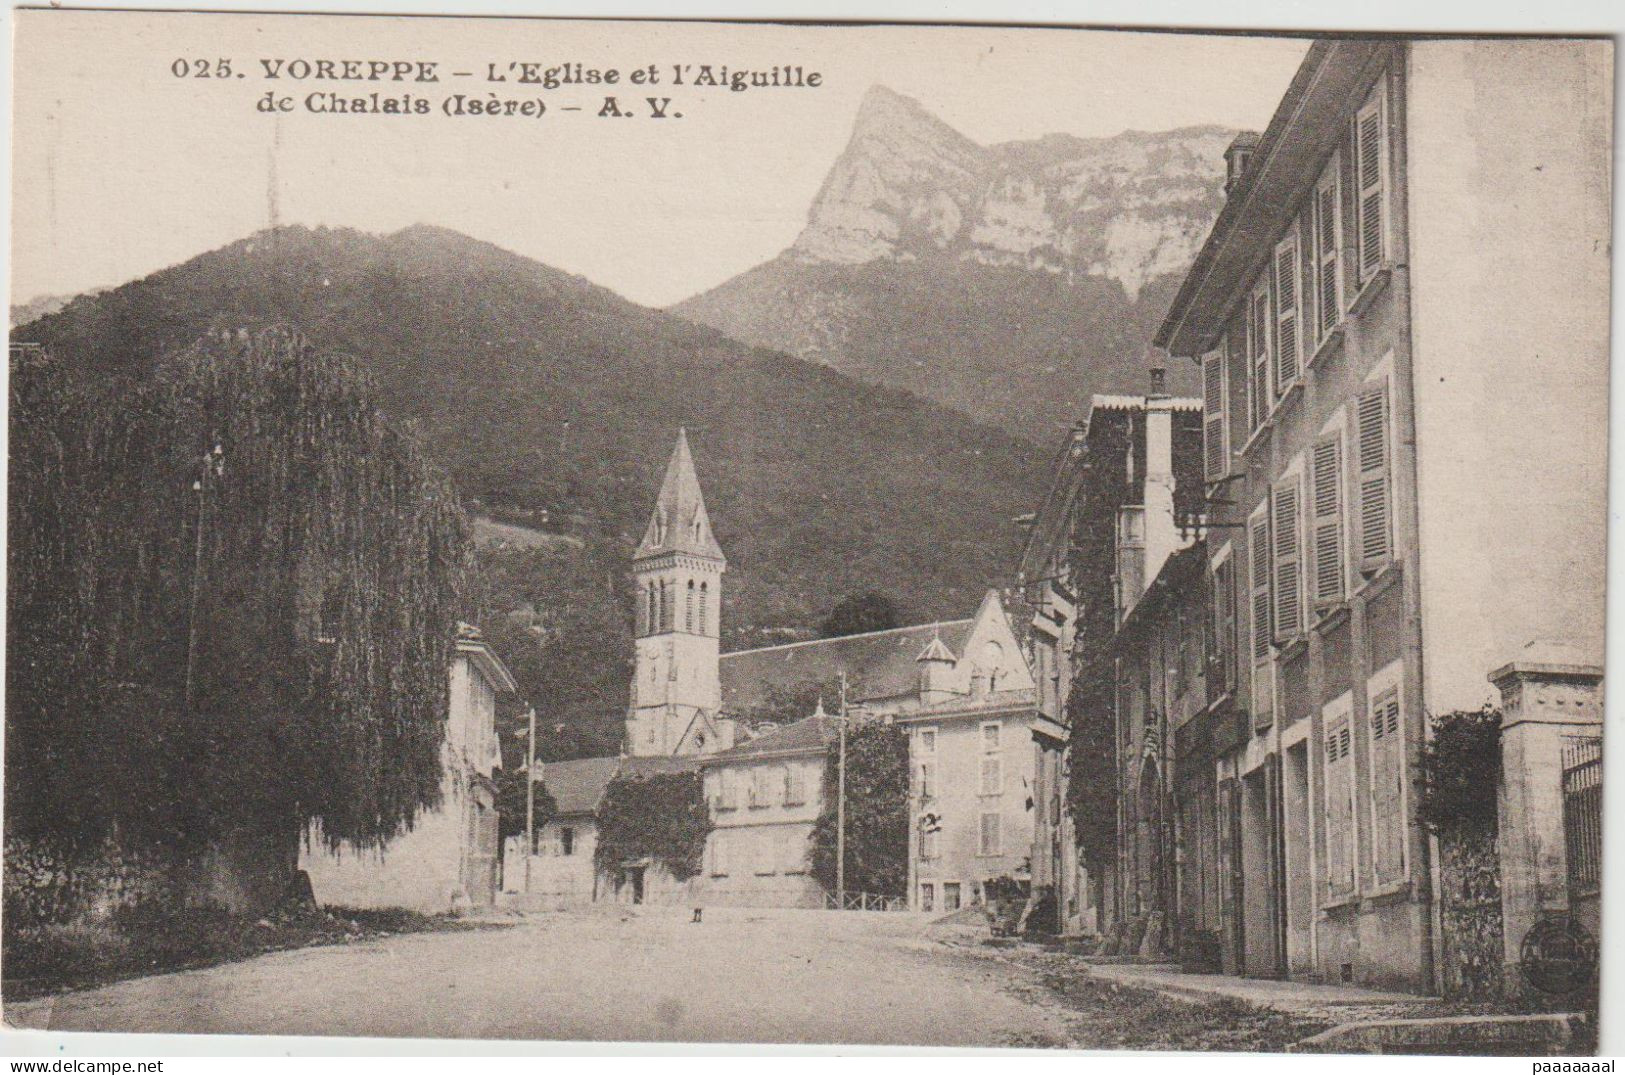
[1404, 39, 1612, 712]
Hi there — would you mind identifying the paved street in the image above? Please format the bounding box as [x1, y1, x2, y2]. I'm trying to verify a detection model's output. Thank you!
[6, 906, 1076, 1047]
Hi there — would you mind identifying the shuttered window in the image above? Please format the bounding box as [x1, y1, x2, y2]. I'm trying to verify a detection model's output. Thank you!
[1272, 480, 1304, 642]
[1202, 345, 1229, 482]
[1369, 686, 1406, 883]
[782, 829, 806, 873]
[755, 833, 777, 875]
[1273, 233, 1302, 394]
[1211, 556, 1237, 693]
[1355, 382, 1393, 572]
[1311, 437, 1346, 606]
[918, 760, 936, 800]
[783, 765, 805, 806]
[979, 812, 1002, 856]
[1249, 509, 1272, 661]
[1249, 282, 1271, 431]
[1324, 715, 1356, 894]
[1354, 83, 1388, 285]
[1314, 154, 1343, 341]
[979, 756, 1003, 797]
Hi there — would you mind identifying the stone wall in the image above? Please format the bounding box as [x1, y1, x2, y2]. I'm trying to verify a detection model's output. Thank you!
[2, 838, 173, 928]
[1438, 825, 1504, 1000]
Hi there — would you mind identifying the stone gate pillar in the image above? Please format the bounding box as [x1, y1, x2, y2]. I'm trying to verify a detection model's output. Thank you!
[1489, 639, 1603, 998]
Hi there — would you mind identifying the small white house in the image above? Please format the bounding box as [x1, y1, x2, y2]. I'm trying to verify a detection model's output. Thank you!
[302, 625, 516, 913]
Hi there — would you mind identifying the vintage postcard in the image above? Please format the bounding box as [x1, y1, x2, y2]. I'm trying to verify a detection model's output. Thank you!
[3, 9, 1613, 1055]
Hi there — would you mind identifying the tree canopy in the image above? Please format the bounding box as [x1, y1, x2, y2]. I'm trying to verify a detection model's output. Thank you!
[809, 719, 910, 897]
[6, 327, 468, 889]
[819, 591, 906, 639]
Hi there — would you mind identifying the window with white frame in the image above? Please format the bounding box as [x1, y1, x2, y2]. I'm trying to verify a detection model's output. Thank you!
[783, 764, 805, 807]
[978, 811, 1002, 856]
[1202, 343, 1230, 483]
[1248, 280, 1272, 432]
[979, 722, 1003, 796]
[717, 769, 737, 810]
[1367, 666, 1407, 885]
[1248, 502, 1272, 663]
[1273, 231, 1303, 397]
[1323, 695, 1357, 896]
[1310, 433, 1347, 607]
[750, 766, 775, 808]
[1354, 379, 1393, 574]
[1312, 151, 1344, 345]
[1210, 547, 1237, 696]
[920, 826, 940, 861]
[781, 829, 806, 874]
[1352, 79, 1390, 287]
[1272, 473, 1304, 643]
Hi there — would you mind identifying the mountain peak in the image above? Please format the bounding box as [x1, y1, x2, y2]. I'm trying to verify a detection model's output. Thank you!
[790, 86, 988, 265]
[783, 92, 1234, 298]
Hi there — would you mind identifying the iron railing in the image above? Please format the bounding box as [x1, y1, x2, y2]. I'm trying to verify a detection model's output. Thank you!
[1562, 736, 1602, 898]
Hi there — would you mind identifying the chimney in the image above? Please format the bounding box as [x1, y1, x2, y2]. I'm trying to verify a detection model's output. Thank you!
[1223, 132, 1261, 196]
[1142, 366, 1181, 595]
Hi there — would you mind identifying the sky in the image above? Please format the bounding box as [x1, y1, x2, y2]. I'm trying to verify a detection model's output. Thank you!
[12, 13, 1309, 308]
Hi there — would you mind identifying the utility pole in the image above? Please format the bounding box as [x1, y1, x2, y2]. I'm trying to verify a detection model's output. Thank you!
[524, 705, 537, 894]
[836, 672, 848, 908]
[184, 443, 223, 711]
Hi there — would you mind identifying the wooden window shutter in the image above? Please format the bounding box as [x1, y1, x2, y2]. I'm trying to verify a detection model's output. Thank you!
[1273, 234, 1301, 393]
[1315, 157, 1342, 337]
[1250, 284, 1271, 430]
[1215, 558, 1237, 692]
[1324, 718, 1354, 892]
[1202, 348, 1228, 482]
[1355, 86, 1387, 282]
[1355, 383, 1392, 571]
[1249, 511, 1272, 661]
[1370, 689, 1405, 882]
[1271, 480, 1303, 642]
[1310, 437, 1346, 606]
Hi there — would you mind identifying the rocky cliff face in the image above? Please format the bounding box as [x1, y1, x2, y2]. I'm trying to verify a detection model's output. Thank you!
[675, 86, 1231, 438]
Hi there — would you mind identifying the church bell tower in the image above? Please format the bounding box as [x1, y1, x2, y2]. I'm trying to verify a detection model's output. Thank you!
[627, 429, 729, 756]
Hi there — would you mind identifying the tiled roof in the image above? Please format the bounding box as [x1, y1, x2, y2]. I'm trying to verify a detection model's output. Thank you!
[536, 756, 622, 816]
[703, 715, 839, 763]
[537, 753, 703, 817]
[718, 619, 975, 714]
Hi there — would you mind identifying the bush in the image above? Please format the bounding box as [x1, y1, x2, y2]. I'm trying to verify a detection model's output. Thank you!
[1417, 706, 1502, 834]
[593, 771, 712, 881]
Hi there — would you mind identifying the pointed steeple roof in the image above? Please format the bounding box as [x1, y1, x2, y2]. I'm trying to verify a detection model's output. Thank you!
[916, 633, 957, 664]
[636, 428, 726, 562]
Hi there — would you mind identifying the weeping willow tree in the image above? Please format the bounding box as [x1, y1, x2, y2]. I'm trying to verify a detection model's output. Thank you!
[7, 326, 467, 913]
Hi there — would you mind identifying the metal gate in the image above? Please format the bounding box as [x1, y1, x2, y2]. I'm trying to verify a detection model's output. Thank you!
[1562, 737, 1602, 900]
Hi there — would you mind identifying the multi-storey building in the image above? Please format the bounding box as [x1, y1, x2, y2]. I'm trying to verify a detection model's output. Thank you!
[1019, 387, 1204, 939]
[698, 713, 836, 907]
[1155, 39, 1610, 991]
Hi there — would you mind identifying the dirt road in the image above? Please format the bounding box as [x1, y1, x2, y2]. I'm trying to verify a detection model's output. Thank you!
[6, 906, 1075, 1047]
